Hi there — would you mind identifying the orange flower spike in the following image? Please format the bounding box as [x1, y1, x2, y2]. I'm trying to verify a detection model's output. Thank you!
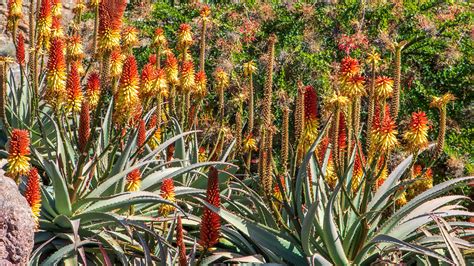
[98, 0, 126, 52]
[7, 129, 31, 179]
[7, 0, 22, 34]
[78, 101, 90, 153]
[16, 32, 25, 66]
[200, 5, 211, 18]
[140, 63, 158, 99]
[404, 111, 429, 152]
[344, 75, 365, 98]
[7, 0, 23, 22]
[137, 119, 146, 154]
[122, 26, 139, 50]
[110, 48, 124, 78]
[373, 108, 398, 152]
[45, 37, 67, 108]
[156, 68, 169, 97]
[180, 61, 195, 93]
[153, 27, 167, 48]
[375, 76, 394, 100]
[159, 178, 176, 216]
[37, 0, 52, 46]
[126, 168, 141, 192]
[25, 168, 42, 224]
[176, 216, 187, 266]
[67, 35, 84, 62]
[352, 151, 365, 192]
[194, 70, 207, 98]
[340, 56, 360, 79]
[50, 16, 64, 39]
[114, 55, 140, 125]
[199, 167, 221, 250]
[65, 63, 83, 113]
[165, 53, 179, 85]
[86, 72, 101, 109]
[51, 0, 62, 17]
[177, 23, 193, 51]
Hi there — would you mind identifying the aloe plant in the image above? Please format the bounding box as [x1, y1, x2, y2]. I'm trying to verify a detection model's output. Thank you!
[199, 123, 473, 265]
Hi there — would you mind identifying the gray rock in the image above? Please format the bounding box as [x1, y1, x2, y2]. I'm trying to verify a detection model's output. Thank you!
[0, 176, 35, 265]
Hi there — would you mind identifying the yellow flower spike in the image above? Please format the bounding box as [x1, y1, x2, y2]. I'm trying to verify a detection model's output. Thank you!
[403, 111, 429, 153]
[243, 60, 257, 77]
[430, 93, 456, 109]
[367, 49, 381, 66]
[375, 76, 394, 100]
[242, 134, 258, 153]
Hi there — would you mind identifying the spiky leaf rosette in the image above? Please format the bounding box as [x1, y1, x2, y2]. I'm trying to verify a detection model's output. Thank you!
[199, 167, 221, 249]
[86, 72, 101, 109]
[65, 63, 83, 113]
[7, 129, 30, 179]
[78, 101, 90, 153]
[114, 55, 140, 125]
[159, 178, 176, 216]
[98, 0, 126, 52]
[16, 32, 25, 66]
[45, 37, 67, 109]
[24, 167, 42, 224]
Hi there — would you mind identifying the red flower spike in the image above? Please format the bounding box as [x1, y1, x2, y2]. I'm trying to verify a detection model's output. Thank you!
[338, 113, 347, 151]
[303, 85, 318, 121]
[137, 119, 146, 154]
[78, 101, 90, 153]
[99, 0, 126, 33]
[66, 63, 83, 112]
[16, 32, 25, 66]
[39, 0, 51, 20]
[317, 137, 331, 164]
[25, 167, 41, 221]
[7, 129, 31, 178]
[176, 216, 187, 266]
[199, 167, 221, 249]
[148, 54, 157, 65]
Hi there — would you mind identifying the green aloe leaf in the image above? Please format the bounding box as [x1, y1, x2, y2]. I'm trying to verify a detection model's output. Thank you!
[83, 191, 176, 213]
